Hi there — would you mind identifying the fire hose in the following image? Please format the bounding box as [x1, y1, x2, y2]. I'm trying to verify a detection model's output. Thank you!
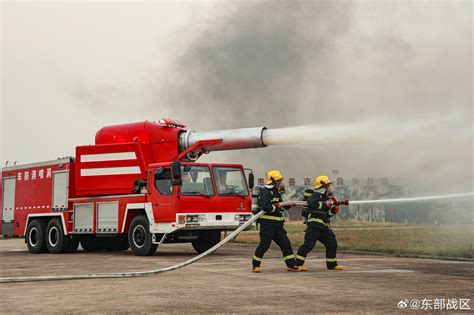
[1, 192, 472, 284]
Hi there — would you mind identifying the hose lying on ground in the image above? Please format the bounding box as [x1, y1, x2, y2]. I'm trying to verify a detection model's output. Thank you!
[0, 212, 264, 284]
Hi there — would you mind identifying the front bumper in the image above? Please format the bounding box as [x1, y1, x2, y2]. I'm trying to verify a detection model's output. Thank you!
[176, 212, 254, 231]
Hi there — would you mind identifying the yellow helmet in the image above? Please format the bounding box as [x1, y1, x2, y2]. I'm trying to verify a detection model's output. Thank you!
[266, 170, 283, 184]
[314, 175, 331, 189]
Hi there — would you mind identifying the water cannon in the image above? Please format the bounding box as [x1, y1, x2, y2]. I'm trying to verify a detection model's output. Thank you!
[178, 126, 267, 155]
[95, 120, 267, 163]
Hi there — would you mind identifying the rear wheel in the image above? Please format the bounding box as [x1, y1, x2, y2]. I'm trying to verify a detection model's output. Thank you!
[128, 215, 157, 256]
[192, 230, 221, 254]
[46, 218, 71, 254]
[26, 219, 47, 254]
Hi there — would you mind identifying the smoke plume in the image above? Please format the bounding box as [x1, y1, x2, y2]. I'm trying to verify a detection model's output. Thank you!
[159, 1, 472, 194]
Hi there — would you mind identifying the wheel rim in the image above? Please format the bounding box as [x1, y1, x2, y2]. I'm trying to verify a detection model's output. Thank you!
[29, 227, 38, 247]
[48, 226, 59, 247]
[132, 225, 146, 248]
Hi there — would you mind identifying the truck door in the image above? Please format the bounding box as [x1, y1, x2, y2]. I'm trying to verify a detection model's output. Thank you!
[148, 167, 176, 223]
[2, 177, 16, 236]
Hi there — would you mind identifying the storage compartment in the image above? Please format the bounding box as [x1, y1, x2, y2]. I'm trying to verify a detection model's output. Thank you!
[97, 202, 119, 233]
[74, 203, 94, 233]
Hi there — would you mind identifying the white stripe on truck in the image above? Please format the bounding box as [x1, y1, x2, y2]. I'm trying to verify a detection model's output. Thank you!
[80, 152, 137, 162]
[81, 166, 141, 176]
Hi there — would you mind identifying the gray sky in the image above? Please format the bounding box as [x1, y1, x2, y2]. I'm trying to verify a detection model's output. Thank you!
[1, 1, 472, 193]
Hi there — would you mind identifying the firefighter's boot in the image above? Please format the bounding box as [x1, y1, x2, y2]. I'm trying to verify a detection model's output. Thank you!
[252, 267, 261, 273]
[297, 266, 308, 272]
[287, 266, 300, 272]
[330, 265, 343, 270]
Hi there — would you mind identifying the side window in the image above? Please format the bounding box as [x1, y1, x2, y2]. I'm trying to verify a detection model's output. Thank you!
[155, 168, 173, 196]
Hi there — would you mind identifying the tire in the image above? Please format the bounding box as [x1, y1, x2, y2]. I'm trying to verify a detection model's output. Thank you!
[26, 219, 47, 254]
[128, 215, 157, 256]
[46, 218, 71, 254]
[104, 235, 130, 251]
[192, 230, 221, 254]
[80, 237, 104, 252]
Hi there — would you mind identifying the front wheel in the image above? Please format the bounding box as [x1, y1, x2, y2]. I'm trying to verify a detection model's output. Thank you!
[191, 230, 221, 254]
[128, 215, 157, 256]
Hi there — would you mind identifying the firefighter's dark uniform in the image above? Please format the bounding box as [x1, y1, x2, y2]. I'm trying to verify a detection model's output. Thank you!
[252, 186, 297, 268]
[296, 189, 339, 269]
[301, 189, 314, 222]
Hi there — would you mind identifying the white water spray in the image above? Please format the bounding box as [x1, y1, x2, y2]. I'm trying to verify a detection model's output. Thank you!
[261, 116, 463, 146]
[262, 124, 366, 145]
[348, 192, 474, 205]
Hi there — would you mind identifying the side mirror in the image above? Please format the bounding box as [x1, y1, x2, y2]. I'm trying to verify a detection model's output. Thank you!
[248, 172, 255, 189]
[171, 161, 182, 186]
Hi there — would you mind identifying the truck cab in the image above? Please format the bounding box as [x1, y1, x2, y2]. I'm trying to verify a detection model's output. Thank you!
[124, 161, 254, 255]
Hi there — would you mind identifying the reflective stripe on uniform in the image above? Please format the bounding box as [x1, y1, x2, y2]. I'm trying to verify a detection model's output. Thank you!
[318, 202, 323, 209]
[271, 205, 276, 212]
[307, 218, 328, 226]
[296, 255, 306, 261]
[260, 215, 285, 221]
[253, 255, 262, 262]
[304, 192, 312, 197]
[284, 254, 295, 260]
[272, 198, 280, 202]
[326, 258, 337, 262]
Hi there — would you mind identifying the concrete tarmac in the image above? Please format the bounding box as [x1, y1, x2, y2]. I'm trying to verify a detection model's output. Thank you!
[1, 239, 472, 313]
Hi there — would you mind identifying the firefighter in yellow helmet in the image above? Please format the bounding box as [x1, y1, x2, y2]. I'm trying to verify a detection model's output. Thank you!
[295, 175, 343, 271]
[252, 170, 299, 273]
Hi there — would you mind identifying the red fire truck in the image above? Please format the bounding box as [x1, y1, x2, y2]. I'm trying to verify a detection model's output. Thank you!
[1, 119, 267, 256]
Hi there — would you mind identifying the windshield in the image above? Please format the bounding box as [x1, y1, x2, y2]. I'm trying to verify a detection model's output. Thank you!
[180, 165, 215, 196]
[213, 167, 249, 196]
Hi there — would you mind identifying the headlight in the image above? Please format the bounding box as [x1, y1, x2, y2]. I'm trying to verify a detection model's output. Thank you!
[235, 214, 251, 222]
[186, 215, 199, 223]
